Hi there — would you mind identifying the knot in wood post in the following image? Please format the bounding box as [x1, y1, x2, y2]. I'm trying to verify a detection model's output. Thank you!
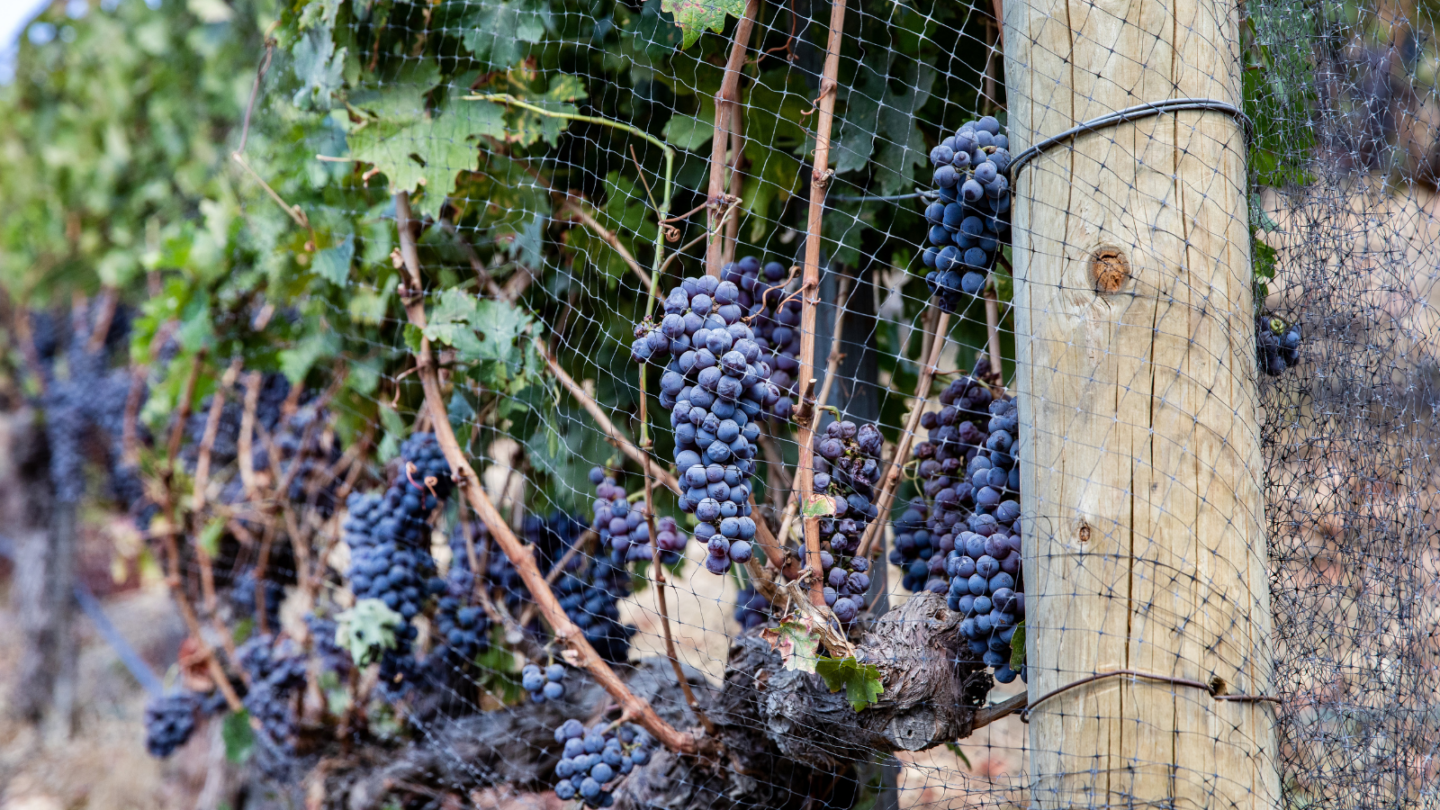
[1090, 247, 1131, 293]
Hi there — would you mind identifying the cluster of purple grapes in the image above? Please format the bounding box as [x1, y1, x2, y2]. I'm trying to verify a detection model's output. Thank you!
[552, 719, 656, 807]
[734, 583, 770, 631]
[143, 692, 199, 758]
[182, 373, 292, 470]
[303, 613, 353, 675]
[1256, 313, 1302, 376]
[553, 551, 635, 663]
[812, 420, 884, 624]
[921, 116, 1013, 312]
[236, 634, 309, 754]
[632, 274, 782, 576]
[231, 567, 284, 633]
[341, 433, 453, 697]
[909, 372, 997, 592]
[588, 467, 685, 565]
[888, 500, 935, 593]
[908, 373, 1028, 683]
[722, 256, 800, 420]
[521, 662, 568, 702]
[431, 564, 491, 669]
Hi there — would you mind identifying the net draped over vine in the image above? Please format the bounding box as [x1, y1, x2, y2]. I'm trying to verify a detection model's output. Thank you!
[25, 0, 1440, 805]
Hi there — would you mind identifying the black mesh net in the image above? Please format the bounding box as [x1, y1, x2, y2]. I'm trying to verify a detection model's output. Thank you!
[6, 0, 1440, 806]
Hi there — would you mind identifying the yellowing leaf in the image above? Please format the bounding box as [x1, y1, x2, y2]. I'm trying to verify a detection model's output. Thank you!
[660, 0, 745, 49]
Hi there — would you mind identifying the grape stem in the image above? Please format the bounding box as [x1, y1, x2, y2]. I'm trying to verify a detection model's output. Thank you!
[706, 0, 762, 278]
[855, 307, 949, 560]
[394, 192, 699, 755]
[793, 0, 850, 608]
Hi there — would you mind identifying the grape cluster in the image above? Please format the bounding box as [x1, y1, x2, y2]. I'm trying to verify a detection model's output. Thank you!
[143, 692, 199, 758]
[722, 256, 799, 420]
[810, 420, 884, 624]
[911, 373, 997, 590]
[232, 567, 285, 633]
[552, 719, 656, 807]
[236, 634, 308, 753]
[341, 432, 454, 697]
[909, 372, 1028, 683]
[521, 662, 568, 702]
[181, 373, 292, 470]
[589, 467, 685, 565]
[921, 116, 1013, 312]
[430, 564, 491, 669]
[447, 511, 585, 617]
[887, 500, 935, 593]
[304, 613, 353, 675]
[1256, 313, 1302, 376]
[632, 274, 781, 575]
[734, 583, 771, 631]
[554, 552, 635, 663]
[240, 402, 344, 516]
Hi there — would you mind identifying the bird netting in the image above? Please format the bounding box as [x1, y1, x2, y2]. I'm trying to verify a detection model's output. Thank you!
[4, 0, 1439, 806]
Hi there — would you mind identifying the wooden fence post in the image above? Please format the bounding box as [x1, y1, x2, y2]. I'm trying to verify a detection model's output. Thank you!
[1001, 0, 1281, 804]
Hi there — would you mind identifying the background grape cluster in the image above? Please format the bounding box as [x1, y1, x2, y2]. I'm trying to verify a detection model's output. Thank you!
[590, 467, 685, 565]
[1256, 314, 1303, 376]
[340, 432, 454, 695]
[723, 256, 800, 420]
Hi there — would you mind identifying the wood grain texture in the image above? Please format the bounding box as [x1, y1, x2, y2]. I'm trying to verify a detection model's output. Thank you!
[1001, 0, 1281, 803]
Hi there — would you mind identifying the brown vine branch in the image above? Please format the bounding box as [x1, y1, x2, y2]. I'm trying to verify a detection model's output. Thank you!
[167, 352, 207, 466]
[438, 215, 505, 299]
[153, 352, 244, 714]
[706, 0, 762, 278]
[983, 278, 1004, 387]
[791, 0, 849, 608]
[559, 203, 654, 291]
[856, 308, 949, 559]
[537, 338, 682, 495]
[721, 111, 747, 267]
[394, 192, 698, 755]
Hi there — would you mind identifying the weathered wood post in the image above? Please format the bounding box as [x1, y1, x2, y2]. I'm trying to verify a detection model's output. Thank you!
[1002, 0, 1281, 804]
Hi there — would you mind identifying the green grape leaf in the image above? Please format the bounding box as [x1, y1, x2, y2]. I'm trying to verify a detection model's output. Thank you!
[222, 710, 255, 764]
[336, 599, 403, 667]
[473, 300, 533, 363]
[198, 518, 226, 558]
[348, 70, 503, 218]
[803, 493, 837, 518]
[1009, 621, 1026, 670]
[291, 24, 346, 110]
[278, 330, 338, 385]
[462, 0, 552, 70]
[815, 656, 885, 711]
[662, 100, 716, 152]
[422, 291, 534, 367]
[312, 233, 354, 285]
[760, 618, 823, 673]
[660, 0, 745, 48]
